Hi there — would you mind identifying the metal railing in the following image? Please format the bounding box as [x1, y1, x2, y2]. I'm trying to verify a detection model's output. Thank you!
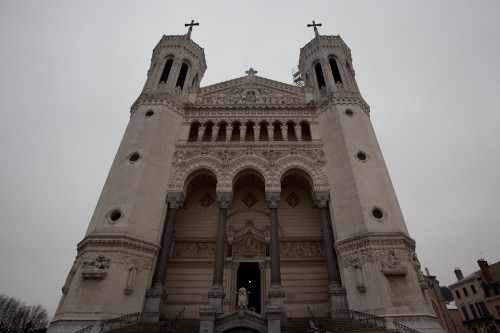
[75, 325, 93, 333]
[99, 312, 140, 332]
[307, 307, 326, 333]
[347, 310, 386, 328]
[160, 307, 186, 333]
[393, 321, 421, 333]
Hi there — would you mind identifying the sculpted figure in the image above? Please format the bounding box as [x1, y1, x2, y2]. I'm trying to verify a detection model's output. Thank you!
[236, 287, 250, 309]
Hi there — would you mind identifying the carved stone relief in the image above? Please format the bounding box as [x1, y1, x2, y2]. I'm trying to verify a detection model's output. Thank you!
[280, 241, 324, 258]
[172, 242, 217, 259]
[199, 192, 214, 208]
[285, 192, 301, 208]
[82, 255, 110, 279]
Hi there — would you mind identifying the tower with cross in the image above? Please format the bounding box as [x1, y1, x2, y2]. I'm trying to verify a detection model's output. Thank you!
[47, 22, 444, 333]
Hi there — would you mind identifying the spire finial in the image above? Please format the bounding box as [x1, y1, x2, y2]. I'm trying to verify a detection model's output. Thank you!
[307, 20, 322, 38]
[185, 20, 199, 39]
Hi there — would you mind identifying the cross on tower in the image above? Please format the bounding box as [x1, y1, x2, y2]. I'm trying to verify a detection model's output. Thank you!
[185, 20, 199, 39]
[307, 20, 322, 38]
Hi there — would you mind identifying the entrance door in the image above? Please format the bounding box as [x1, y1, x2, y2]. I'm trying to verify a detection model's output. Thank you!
[236, 262, 261, 313]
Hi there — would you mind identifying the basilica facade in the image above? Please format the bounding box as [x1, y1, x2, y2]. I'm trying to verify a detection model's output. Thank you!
[48, 26, 443, 333]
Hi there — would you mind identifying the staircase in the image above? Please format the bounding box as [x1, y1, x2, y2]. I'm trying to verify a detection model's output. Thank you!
[105, 318, 200, 333]
[282, 317, 392, 333]
[104, 316, 393, 333]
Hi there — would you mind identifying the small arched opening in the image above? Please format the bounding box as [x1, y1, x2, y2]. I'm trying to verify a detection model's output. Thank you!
[259, 121, 269, 141]
[329, 58, 343, 84]
[159, 58, 174, 84]
[217, 122, 227, 141]
[176, 62, 189, 90]
[273, 121, 283, 141]
[245, 121, 255, 141]
[300, 121, 312, 141]
[188, 121, 200, 142]
[203, 122, 214, 142]
[287, 121, 297, 141]
[314, 62, 326, 91]
[231, 121, 241, 142]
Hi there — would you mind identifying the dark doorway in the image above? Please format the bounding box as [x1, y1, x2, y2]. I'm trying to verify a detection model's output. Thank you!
[237, 262, 261, 313]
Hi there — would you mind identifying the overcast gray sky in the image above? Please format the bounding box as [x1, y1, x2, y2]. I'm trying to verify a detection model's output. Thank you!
[1, 0, 499, 318]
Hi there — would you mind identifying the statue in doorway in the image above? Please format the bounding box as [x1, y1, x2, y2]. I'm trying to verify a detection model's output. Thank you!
[236, 287, 250, 309]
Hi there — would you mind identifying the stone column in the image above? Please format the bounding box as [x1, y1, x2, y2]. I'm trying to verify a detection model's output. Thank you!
[254, 124, 260, 142]
[267, 124, 274, 141]
[208, 192, 232, 313]
[198, 124, 206, 142]
[212, 124, 219, 142]
[280, 124, 288, 141]
[240, 124, 247, 142]
[294, 124, 302, 141]
[226, 124, 233, 142]
[265, 192, 285, 308]
[313, 191, 347, 317]
[142, 192, 184, 322]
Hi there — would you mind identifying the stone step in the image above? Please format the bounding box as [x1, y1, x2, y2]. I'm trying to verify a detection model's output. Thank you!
[106, 317, 391, 333]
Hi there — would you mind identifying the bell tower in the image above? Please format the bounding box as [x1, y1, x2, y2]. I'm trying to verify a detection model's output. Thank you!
[48, 25, 206, 333]
[298, 23, 442, 332]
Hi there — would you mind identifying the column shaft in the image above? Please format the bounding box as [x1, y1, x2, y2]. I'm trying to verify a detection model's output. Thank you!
[269, 207, 281, 285]
[319, 206, 340, 283]
[212, 207, 228, 286]
[154, 207, 178, 285]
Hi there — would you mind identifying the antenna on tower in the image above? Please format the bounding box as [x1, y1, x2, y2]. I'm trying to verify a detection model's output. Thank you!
[291, 66, 304, 87]
[480, 250, 488, 259]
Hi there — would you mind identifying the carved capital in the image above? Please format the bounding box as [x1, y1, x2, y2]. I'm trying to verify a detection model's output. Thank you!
[166, 192, 184, 209]
[217, 192, 233, 209]
[266, 192, 280, 209]
[313, 191, 330, 208]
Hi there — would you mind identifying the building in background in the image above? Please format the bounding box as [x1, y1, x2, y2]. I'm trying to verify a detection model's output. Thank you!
[449, 260, 500, 333]
[47, 24, 443, 333]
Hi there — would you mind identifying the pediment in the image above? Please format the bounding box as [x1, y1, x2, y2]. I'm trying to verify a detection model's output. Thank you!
[193, 69, 306, 107]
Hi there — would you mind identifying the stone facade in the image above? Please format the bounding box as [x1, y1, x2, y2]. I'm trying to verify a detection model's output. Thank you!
[48, 29, 443, 333]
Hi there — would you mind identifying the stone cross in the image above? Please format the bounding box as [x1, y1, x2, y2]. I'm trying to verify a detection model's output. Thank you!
[307, 20, 322, 38]
[185, 20, 199, 39]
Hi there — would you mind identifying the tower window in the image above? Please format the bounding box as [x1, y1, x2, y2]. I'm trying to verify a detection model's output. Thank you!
[314, 63, 326, 91]
[159, 58, 173, 84]
[463, 287, 469, 296]
[371, 208, 384, 220]
[176, 63, 189, 90]
[128, 152, 140, 163]
[108, 209, 123, 222]
[329, 58, 343, 84]
[471, 284, 477, 294]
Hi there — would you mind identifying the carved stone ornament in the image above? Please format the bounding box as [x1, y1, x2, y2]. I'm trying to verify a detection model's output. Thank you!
[166, 192, 185, 209]
[379, 250, 407, 276]
[266, 192, 280, 209]
[172, 242, 216, 259]
[242, 192, 257, 208]
[285, 192, 301, 208]
[82, 255, 110, 279]
[313, 191, 330, 208]
[217, 192, 233, 209]
[199, 192, 214, 208]
[280, 241, 324, 258]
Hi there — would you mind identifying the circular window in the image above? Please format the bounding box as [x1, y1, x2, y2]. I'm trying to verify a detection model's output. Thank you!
[109, 209, 122, 222]
[371, 208, 384, 220]
[145, 110, 154, 117]
[128, 152, 140, 163]
[356, 152, 367, 161]
[345, 110, 354, 117]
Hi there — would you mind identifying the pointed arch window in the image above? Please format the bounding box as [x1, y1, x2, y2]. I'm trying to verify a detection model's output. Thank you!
[314, 63, 326, 90]
[176, 63, 189, 89]
[329, 58, 343, 84]
[159, 58, 173, 84]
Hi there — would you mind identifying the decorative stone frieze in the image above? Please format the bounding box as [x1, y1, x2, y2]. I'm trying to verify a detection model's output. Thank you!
[280, 241, 324, 258]
[81, 255, 110, 279]
[172, 242, 217, 259]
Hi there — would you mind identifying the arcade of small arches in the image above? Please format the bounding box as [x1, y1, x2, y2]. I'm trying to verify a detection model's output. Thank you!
[187, 120, 312, 142]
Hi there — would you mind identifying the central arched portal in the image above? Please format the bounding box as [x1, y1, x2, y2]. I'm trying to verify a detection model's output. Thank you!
[236, 262, 261, 313]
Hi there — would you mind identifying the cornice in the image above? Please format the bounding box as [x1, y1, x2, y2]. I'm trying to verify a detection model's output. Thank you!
[130, 93, 185, 115]
[335, 231, 416, 254]
[199, 75, 302, 96]
[77, 234, 159, 257]
[316, 91, 370, 115]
